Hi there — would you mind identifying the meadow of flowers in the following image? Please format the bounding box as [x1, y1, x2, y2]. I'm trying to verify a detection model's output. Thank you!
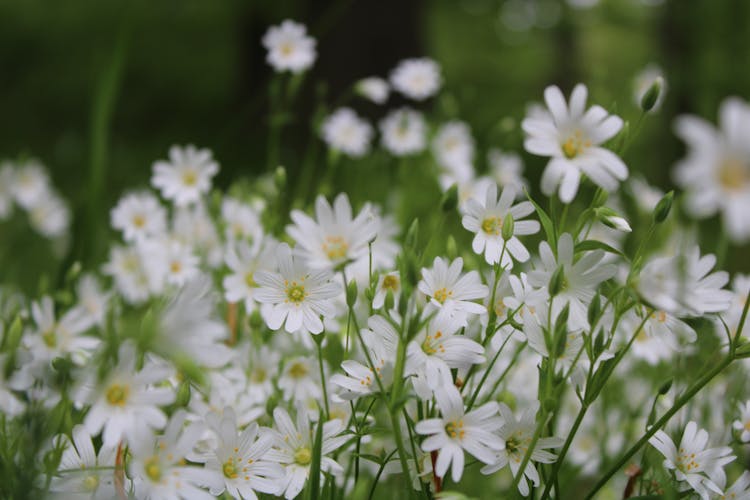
[1, 11, 750, 500]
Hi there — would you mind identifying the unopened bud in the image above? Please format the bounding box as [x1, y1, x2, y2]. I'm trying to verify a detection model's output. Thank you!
[640, 76, 664, 112]
[440, 184, 459, 212]
[653, 191, 674, 223]
[346, 280, 358, 308]
[595, 207, 632, 232]
[501, 213, 515, 241]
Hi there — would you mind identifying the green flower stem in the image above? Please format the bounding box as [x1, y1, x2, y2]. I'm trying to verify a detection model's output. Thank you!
[314, 335, 330, 419]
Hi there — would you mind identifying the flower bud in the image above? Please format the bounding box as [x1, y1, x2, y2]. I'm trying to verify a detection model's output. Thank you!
[653, 190, 674, 223]
[440, 184, 459, 212]
[274, 166, 287, 191]
[640, 76, 664, 112]
[501, 213, 515, 241]
[346, 279, 358, 308]
[595, 207, 632, 232]
[549, 266, 566, 296]
[446, 236, 458, 260]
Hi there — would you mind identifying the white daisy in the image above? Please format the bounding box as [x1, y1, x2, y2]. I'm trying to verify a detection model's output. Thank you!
[733, 401, 750, 443]
[390, 58, 442, 101]
[12, 158, 50, 209]
[28, 192, 70, 239]
[461, 183, 540, 266]
[673, 97, 750, 242]
[488, 149, 528, 197]
[75, 273, 110, 328]
[110, 191, 167, 242]
[50, 425, 118, 499]
[522, 84, 627, 203]
[432, 121, 475, 172]
[223, 236, 277, 312]
[481, 402, 564, 497]
[221, 197, 262, 243]
[372, 271, 401, 310]
[418, 256, 489, 328]
[649, 421, 735, 499]
[379, 108, 427, 156]
[173, 203, 223, 268]
[278, 356, 321, 403]
[320, 107, 373, 158]
[262, 20, 316, 73]
[287, 193, 377, 271]
[26, 296, 99, 366]
[415, 385, 504, 482]
[621, 306, 696, 365]
[355, 77, 389, 104]
[103, 244, 152, 304]
[152, 145, 219, 207]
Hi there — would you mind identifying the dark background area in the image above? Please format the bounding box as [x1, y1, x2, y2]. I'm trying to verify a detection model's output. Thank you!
[1, 0, 749, 289]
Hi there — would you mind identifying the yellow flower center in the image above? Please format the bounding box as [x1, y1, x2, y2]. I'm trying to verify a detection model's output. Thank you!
[481, 216, 503, 235]
[382, 275, 400, 291]
[280, 42, 294, 56]
[245, 272, 256, 288]
[170, 261, 182, 274]
[288, 362, 308, 379]
[433, 287, 452, 304]
[445, 419, 465, 440]
[322, 236, 348, 260]
[676, 447, 699, 473]
[132, 214, 146, 228]
[718, 158, 748, 191]
[42, 328, 57, 348]
[421, 330, 445, 356]
[182, 169, 198, 186]
[561, 130, 591, 159]
[223, 459, 239, 479]
[82, 474, 99, 492]
[251, 367, 267, 383]
[144, 456, 162, 482]
[106, 384, 129, 407]
[744, 420, 750, 431]
[286, 282, 306, 304]
[294, 447, 312, 466]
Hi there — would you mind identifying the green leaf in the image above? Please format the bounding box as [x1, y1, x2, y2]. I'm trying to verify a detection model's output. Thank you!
[307, 409, 324, 500]
[575, 239, 627, 259]
[525, 189, 556, 246]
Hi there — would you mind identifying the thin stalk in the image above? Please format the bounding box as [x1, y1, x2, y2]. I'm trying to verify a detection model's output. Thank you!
[315, 338, 330, 419]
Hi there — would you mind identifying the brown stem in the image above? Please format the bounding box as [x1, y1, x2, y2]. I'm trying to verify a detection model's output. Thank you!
[430, 450, 442, 493]
[226, 302, 238, 346]
[115, 441, 126, 500]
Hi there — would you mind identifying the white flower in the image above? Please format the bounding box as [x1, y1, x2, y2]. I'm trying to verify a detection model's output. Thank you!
[287, 193, 377, 271]
[649, 421, 735, 499]
[415, 385, 504, 482]
[718, 273, 750, 339]
[733, 401, 750, 443]
[157, 275, 233, 368]
[638, 247, 733, 317]
[28, 192, 70, 239]
[141, 238, 200, 288]
[50, 425, 117, 499]
[621, 306, 697, 365]
[110, 191, 167, 242]
[432, 121, 475, 172]
[321, 108, 373, 158]
[521, 308, 584, 374]
[372, 271, 401, 310]
[528, 233, 616, 330]
[481, 402, 563, 497]
[634, 64, 666, 112]
[673, 97, 750, 242]
[390, 58, 442, 101]
[222, 197, 262, 242]
[418, 256, 489, 328]
[716, 471, 750, 499]
[12, 158, 50, 209]
[173, 203, 223, 268]
[279, 356, 321, 403]
[254, 243, 341, 334]
[103, 244, 151, 304]
[488, 149, 528, 196]
[266, 407, 348, 499]
[628, 176, 664, 213]
[461, 183, 540, 267]
[379, 108, 427, 156]
[26, 296, 99, 366]
[152, 145, 219, 207]
[355, 77, 389, 104]
[81, 344, 174, 447]
[0, 354, 27, 417]
[130, 411, 216, 500]
[75, 274, 110, 328]
[407, 316, 485, 399]
[223, 237, 277, 312]
[522, 84, 627, 203]
[195, 408, 284, 499]
[262, 20, 316, 73]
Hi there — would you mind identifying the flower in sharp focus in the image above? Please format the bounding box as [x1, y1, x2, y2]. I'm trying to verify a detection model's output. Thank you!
[266, 407, 348, 499]
[648, 421, 735, 499]
[81, 343, 175, 447]
[481, 402, 563, 497]
[634, 64, 667, 112]
[50, 425, 118, 499]
[151, 145, 219, 207]
[379, 107, 427, 156]
[461, 183, 540, 267]
[528, 232, 616, 330]
[415, 385, 504, 482]
[110, 191, 167, 243]
[129, 411, 217, 500]
[287, 193, 378, 271]
[195, 408, 284, 499]
[262, 20, 316, 73]
[418, 256, 489, 328]
[522, 84, 627, 203]
[320, 108, 374, 158]
[733, 401, 750, 443]
[390, 58, 442, 101]
[673, 97, 750, 242]
[253, 242, 341, 335]
[355, 76, 390, 104]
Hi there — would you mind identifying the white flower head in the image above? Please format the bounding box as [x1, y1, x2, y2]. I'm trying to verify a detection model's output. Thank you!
[254, 243, 340, 334]
[355, 77, 390, 104]
[26, 296, 99, 366]
[461, 183, 540, 266]
[433, 121, 475, 172]
[12, 158, 50, 209]
[28, 192, 70, 239]
[50, 425, 118, 498]
[418, 256, 489, 328]
[221, 197, 262, 243]
[103, 244, 152, 304]
[523, 84, 627, 203]
[262, 20, 316, 73]
[111, 191, 167, 242]
[415, 385, 504, 482]
[321, 108, 373, 158]
[152, 145, 219, 207]
[488, 149, 528, 196]
[223, 236, 277, 313]
[379, 108, 427, 156]
[634, 64, 667, 112]
[372, 271, 401, 310]
[390, 58, 442, 101]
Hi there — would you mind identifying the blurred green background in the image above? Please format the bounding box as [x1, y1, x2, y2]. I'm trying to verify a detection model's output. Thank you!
[1, 0, 749, 292]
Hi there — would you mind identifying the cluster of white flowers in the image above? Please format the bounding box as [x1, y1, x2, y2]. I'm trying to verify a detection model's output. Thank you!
[0, 158, 70, 240]
[1, 17, 749, 500]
